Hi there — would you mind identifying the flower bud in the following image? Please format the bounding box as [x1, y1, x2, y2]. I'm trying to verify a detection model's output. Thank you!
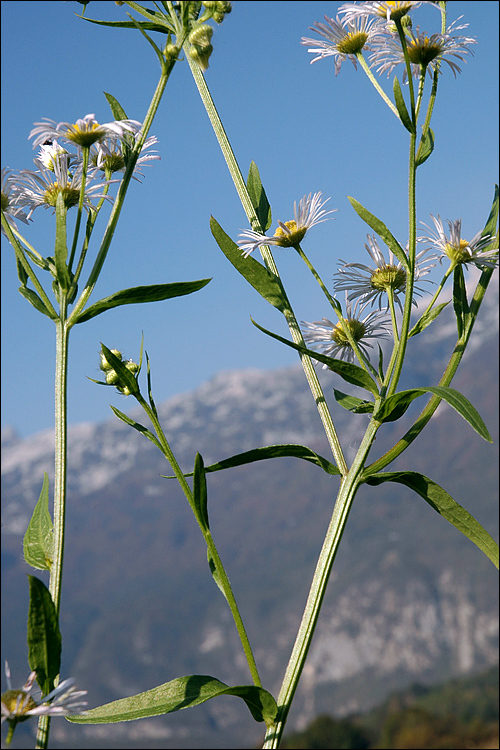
[189, 25, 213, 48]
[105, 369, 120, 385]
[100, 349, 122, 372]
[188, 43, 214, 70]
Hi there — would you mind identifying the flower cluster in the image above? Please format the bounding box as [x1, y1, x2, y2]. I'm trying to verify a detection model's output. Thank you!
[1, 114, 160, 226]
[301, 2, 476, 81]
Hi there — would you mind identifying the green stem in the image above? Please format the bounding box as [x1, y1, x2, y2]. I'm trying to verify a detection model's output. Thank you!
[35, 313, 70, 750]
[135, 394, 262, 687]
[262, 418, 381, 749]
[355, 53, 400, 119]
[187, 57, 348, 476]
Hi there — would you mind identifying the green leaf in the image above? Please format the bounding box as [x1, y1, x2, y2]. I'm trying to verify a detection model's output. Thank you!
[75, 280, 211, 324]
[193, 453, 210, 531]
[409, 301, 450, 337]
[104, 92, 129, 122]
[393, 76, 415, 134]
[54, 193, 71, 292]
[365, 471, 499, 569]
[251, 317, 380, 396]
[481, 184, 499, 240]
[18, 286, 57, 319]
[109, 406, 163, 453]
[374, 386, 492, 441]
[208, 551, 228, 601]
[67, 675, 278, 726]
[210, 216, 288, 312]
[165, 444, 341, 478]
[416, 127, 435, 167]
[453, 265, 470, 339]
[247, 161, 272, 231]
[23, 473, 53, 571]
[27, 576, 61, 694]
[333, 389, 375, 414]
[347, 197, 409, 271]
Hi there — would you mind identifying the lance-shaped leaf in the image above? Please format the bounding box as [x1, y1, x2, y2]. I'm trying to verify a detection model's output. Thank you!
[210, 217, 288, 313]
[18, 286, 58, 320]
[104, 92, 129, 122]
[164, 444, 340, 478]
[373, 386, 492, 441]
[247, 161, 272, 231]
[23, 473, 53, 571]
[109, 406, 164, 454]
[393, 76, 415, 134]
[333, 389, 375, 415]
[67, 675, 278, 726]
[75, 280, 211, 324]
[347, 197, 409, 271]
[193, 453, 210, 531]
[416, 127, 435, 167]
[27, 576, 61, 695]
[409, 301, 450, 337]
[365, 471, 499, 569]
[251, 317, 380, 396]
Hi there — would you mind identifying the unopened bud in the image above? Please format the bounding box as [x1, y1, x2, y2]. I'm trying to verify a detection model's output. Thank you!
[100, 349, 122, 372]
[188, 43, 213, 70]
[188, 25, 213, 48]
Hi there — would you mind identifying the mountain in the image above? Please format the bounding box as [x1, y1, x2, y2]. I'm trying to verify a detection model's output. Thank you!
[1, 276, 498, 749]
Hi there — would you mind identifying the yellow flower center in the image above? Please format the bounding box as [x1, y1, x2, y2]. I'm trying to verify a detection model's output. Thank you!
[1, 689, 37, 721]
[65, 123, 107, 148]
[331, 318, 366, 347]
[44, 184, 80, 209]
[370, 264, 407, 292]
[336, 31, 369, 55]
[377, 2, 413, 21]
[407, 37, 443, 66]
[274, 220, 307, 247]
[444, 238, 472, 264]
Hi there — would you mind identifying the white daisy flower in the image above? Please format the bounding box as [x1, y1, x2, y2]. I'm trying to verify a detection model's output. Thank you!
[333, 234, 437, 311]
[301, 15, 385, 75]
[302, 296, 391, 365]
[29, 113, 142, 149]
[1, 662, 87, 741]
[419, 215, 498, 269]
[90, 133, 160, 180]
[1, 167, 32, 235]
[370, 18, 476, 79]
[15, 153, 114, 216]
[237, 192, 336, 258]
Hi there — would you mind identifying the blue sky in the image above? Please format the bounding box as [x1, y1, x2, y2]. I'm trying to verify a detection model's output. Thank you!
[1, 1, 498, 438]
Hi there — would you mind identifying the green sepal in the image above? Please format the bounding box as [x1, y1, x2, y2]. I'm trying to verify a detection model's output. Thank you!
[347, 197, 409, 271]
[247, 161, 272, 231]
[27, 576, 61, 695]
[75, 280, 211, 324]
[210, 217, 288, 313]
[163, 444, 341, 478]
[193, 453, 210, 531]
[393, 76, 415, 134]
[109, 406, 164, 454]
[364, 471, 499, 569]
[409, 301, 450, 337]
[18, 286, 58, 320]
[333, 389, 375, 414]
[54, 193, 71, 292]
[23, 473, 53, 571]
[415, 127, 435, 167]
[67, 675, 278, 727]
[250, 317, 380, 396]
[452, 265, 470, 339]
[373, 386, 492, 441]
